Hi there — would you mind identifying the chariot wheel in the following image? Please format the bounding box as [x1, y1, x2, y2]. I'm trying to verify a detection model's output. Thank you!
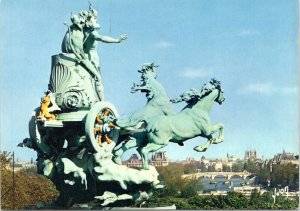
[85, 101, 119, 153]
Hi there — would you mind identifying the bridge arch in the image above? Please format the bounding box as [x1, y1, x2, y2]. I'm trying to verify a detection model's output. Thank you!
[183, 172, 253, 181]
[201, 175, 211, 179]
[228, 174, 243, 180]
[212, 174, 227, 180]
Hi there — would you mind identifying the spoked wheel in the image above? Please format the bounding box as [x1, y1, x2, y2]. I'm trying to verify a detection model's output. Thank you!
[85, 101, 119, 153]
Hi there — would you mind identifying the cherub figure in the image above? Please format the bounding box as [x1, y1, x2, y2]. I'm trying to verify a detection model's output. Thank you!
[37, 90, 59, 120]
[93, 109, 116, 146]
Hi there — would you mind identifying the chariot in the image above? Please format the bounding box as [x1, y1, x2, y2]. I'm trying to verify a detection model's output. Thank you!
[28, 53, 120, 157]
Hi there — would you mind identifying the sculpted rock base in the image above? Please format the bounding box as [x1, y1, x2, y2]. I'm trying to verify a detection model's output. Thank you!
[35, 134, 161, 208]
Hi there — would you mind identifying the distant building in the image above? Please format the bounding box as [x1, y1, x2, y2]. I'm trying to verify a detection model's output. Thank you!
[150, 151, 168, 167]
[182, 156, 196, 163]
[213, 161, 223, 172]
[123, 153, 142, 168]
[8, 159, 36, 172]
[225, 153, 239, 170]
[124, 151, 169, 168]
[244, 149, 257, 160]
[226, 153, 238, 162]
[233, 186, 261, 196]
[270, 150, 298, 166]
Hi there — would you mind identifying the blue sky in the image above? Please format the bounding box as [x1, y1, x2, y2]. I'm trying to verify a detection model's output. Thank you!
[0, 0, 298, 161]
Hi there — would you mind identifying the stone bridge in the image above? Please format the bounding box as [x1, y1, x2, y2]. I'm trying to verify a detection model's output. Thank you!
[182, 171, 254, 180]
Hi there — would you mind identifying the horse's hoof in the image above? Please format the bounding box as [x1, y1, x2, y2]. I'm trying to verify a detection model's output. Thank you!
[211, 138, 223, 144]
[112, 156, 122, 165]
[178, 142, 184, 146]
[194, 146, 207, 152]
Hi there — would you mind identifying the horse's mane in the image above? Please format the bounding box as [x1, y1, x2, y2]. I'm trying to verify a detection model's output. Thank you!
[139, 63, 158, 80]
[198, 78, 221, 99]
[171, 78, 221, 104]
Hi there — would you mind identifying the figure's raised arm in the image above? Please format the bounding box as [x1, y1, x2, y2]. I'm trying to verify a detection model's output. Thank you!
[93, 33, 128, 43]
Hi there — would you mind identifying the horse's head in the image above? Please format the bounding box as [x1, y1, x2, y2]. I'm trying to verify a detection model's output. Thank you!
[138, 63, 158, 80]
[210, 79, 225, 105]
[215, 88, 225, 104]
[176, 79, 225, 105]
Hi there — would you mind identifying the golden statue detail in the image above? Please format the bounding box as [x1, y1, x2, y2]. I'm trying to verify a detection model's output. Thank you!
[37, 91, 58, 120]
[94, 108, 116, 146]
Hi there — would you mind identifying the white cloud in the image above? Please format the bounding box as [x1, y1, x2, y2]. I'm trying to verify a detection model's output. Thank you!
[238, 83, 275, 95]
[181, 67, 213, 79]
[238, 29, 261, 37]
[154, 40, 174, 49]
[281, 87, 298, 95]
[238, 83, 298, 96]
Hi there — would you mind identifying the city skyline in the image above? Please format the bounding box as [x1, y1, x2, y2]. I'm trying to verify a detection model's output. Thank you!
[0, 0, 298, 161]
[11, 147, 297, 163]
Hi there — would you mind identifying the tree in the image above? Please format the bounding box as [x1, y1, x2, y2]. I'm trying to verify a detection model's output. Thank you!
[244, 160, 259, 173]
[232, 162, 243, 172]
[222, 164, 231, 172]
[1, 151, 59, 209]
[262, 191, 273, 204]
[198, 162, 208, 172]
[256, 168, 270, 186]
[0, 151, 12, 169]
[147, 188, 299, 209]
[271, 163, 298, 190]
[249, 188, 260, 205]
[221, 191, 248, 209]
[155, 163, 203, 198]
[207, 165, 215, 172]
[183, 163, 198, 174]
[156, 163, 185, 195]
[180, 177, 202, 198]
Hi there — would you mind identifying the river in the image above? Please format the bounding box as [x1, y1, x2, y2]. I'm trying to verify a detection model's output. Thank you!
[200, 176, 255, 192]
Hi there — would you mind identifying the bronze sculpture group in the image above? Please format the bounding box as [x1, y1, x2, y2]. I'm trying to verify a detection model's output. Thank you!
[19, 3, 225, 208]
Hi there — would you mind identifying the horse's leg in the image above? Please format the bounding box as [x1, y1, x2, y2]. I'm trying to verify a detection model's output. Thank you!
[194, 123, 224, 152]
[210, 123, 224, 144]
[194, 135, 213, 152]
[138, 143, 166, 170]
[112, 136, 138, 164]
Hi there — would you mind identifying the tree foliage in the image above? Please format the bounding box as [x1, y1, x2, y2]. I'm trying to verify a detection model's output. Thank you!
[270, 163, 299, 190]
[156, 163, 202, 198]
[146, 190, 299, 209]
[231, 162, 243, 172]
[256, 168, 270, 186]
[222, 164, 231, 172]
[243, 160, 260, 173]
[147, 161, 299, 209]
[1, 152, 58, 209]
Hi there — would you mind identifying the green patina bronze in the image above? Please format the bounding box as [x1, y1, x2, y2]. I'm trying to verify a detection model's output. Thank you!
[113, 76, 225, 170]
[19, 3, 225, 209]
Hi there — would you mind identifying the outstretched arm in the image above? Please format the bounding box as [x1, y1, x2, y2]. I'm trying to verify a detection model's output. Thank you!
[93, 33, 128, 43]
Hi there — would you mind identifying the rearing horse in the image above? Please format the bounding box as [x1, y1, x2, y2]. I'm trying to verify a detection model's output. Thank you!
[138, 79, 225, 169]
[112, 63, 175, 164]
